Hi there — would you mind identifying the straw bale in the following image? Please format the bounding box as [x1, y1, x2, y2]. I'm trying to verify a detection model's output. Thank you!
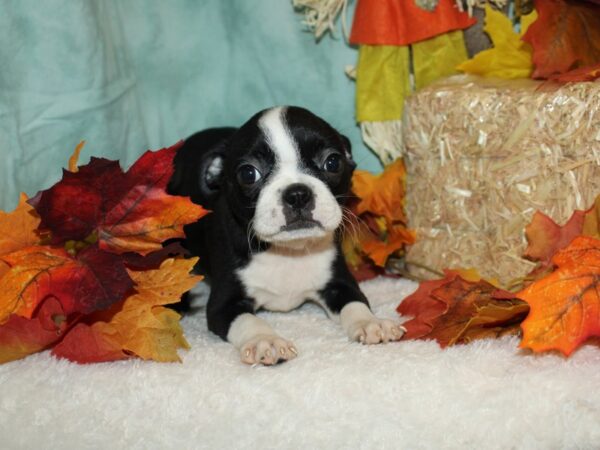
[400, 75, 600, 285]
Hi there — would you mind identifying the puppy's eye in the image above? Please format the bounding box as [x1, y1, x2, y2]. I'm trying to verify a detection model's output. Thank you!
[237, 164, 262, 185]
[323, 153, 343, 174]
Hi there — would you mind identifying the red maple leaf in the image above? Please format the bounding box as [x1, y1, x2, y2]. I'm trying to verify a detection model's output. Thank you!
[0, 297, 68, 364]
[0, 245, 133, 321]
[30, 142, 208, 256]
[398, 271, 528, 347]
[522, 0, 600, 78]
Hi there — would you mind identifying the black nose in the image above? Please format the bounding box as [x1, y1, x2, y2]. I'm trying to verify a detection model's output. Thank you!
[282, 183, 313, 209]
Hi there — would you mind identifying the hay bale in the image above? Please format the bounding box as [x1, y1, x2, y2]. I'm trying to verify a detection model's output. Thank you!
[401, 75, 600, 285]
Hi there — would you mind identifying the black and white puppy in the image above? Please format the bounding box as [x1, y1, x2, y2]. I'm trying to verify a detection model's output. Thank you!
[168, 106, 405, 365]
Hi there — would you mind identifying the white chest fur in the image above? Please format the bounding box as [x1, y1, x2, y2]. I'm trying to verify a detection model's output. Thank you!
[236, 239, 336, 312]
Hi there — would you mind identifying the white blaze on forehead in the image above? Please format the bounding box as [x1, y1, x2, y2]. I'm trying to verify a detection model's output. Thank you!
[258, 107, 299, 168]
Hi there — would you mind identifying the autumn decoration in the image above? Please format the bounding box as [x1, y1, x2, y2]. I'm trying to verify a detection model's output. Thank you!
[399, 195, 600, 357]
[342, 159, 415, 281]
[0, 142, 207, 364]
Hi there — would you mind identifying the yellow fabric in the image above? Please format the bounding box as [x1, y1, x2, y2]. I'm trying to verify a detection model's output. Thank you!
[356, 45, 410, 122]
[456, 5, 535, 79]
[413, 30, 469, 90]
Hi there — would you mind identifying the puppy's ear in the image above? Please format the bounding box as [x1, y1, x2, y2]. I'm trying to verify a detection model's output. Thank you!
[340, 134, 356, 169]
[167, 128, 234, 208]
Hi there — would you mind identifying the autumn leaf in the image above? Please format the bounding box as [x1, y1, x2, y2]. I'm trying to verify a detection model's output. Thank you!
[0, 296, 68, 364]
[50, 322, 129, 364]
[361, 221, 415, 267]
[548, 62, 600, 83]
[518, 236, 600, 356]
[522, 0, 600, 79]
[398, 271, 529, 347]
[30, 142, 208, 256]
[583, 195, 600, 239]
[53, 257, 201, 363]
[457, 5, 535, 79]
[352, 159, 408, 222]
[523, 209, 587, 267]
[0, 245, 133, 323]
[0, 193, 41, 257]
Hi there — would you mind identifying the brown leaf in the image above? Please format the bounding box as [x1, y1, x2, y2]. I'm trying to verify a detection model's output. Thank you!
[399, 271, 529, 347]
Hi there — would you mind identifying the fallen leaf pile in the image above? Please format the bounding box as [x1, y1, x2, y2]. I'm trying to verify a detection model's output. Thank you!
[342, 159, 415, 281]
[399, 194, 600, 356]
[0, 142, 207, 364]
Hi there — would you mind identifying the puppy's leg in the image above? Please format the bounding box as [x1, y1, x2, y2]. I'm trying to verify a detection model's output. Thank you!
[207, 291, 297, 365]
[320, 256, 405, 344]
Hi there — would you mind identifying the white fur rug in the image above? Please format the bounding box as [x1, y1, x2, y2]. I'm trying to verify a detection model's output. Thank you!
[1, 277, 600, 449]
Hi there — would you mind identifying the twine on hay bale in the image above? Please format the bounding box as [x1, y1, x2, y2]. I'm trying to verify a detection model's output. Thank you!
[397, 75, 600, 285]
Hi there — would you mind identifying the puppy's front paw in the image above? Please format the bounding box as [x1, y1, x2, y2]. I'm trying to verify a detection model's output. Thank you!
[240, 334, 298, 366]
[347, 319, 406, 345]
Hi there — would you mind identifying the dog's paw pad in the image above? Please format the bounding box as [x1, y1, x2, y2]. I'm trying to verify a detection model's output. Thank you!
[240, 334, 298, 366]
[349, 319, 406, 345]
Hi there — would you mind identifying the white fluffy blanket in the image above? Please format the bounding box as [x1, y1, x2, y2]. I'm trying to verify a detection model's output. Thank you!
[1, 277, 600, 449]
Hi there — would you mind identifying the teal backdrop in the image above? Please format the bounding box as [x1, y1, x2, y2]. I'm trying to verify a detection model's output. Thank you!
[0, 0, 381, 210]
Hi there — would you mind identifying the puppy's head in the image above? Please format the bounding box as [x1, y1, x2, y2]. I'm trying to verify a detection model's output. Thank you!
[220, 106, 355, 248]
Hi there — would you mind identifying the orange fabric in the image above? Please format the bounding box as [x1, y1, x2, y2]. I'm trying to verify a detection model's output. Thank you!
[350, 0, 476, 46]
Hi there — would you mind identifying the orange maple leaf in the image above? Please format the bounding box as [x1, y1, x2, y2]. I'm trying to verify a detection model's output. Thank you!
[518, 236, 600, 356]
[352, 159, 408, 223]
[0, 193, 41, 258]
[361, 221, 415, 267]
[53, 257, 202, 363]
[522, 0, 600, 79]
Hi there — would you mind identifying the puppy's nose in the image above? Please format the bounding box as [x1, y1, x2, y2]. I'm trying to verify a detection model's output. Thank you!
[282, 183, 313, 209]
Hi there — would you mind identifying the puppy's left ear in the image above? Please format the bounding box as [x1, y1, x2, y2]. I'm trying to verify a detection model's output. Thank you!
[341, 134, 356, 169]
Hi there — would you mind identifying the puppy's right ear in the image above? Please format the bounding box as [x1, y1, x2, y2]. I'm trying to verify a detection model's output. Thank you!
[167, 128, 235, 208]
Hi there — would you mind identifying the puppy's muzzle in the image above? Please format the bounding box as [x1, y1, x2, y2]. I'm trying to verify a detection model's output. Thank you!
[281, 183, 322, 231]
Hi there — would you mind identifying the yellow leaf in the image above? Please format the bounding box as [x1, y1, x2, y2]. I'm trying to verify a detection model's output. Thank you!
[356, 45, 411, 121]
[0, 193, 41, 258]
[413, 30, 469, 90]
[457, 5, 534, 79]
[106, 257, 201, 362]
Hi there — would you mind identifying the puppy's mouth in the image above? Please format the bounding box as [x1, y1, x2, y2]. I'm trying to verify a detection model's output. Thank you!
[262, 219, 328, 246]
[280, 219, 323, 232]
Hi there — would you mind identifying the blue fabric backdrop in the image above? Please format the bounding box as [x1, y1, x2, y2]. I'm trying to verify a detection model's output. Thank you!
[0, 0, 381, 210]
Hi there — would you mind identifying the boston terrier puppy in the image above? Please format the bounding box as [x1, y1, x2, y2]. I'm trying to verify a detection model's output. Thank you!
[168, 106, 405, 365]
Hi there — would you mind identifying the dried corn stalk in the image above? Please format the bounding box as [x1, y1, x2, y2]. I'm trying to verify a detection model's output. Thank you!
[401, 75, 600, 285]
[292, 0, 348, 40]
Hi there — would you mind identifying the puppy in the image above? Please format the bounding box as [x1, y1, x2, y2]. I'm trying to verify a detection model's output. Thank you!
[168, 106, 405, 365]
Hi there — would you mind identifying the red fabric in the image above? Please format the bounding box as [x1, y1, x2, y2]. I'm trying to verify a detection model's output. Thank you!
[350, 0, 476, 46]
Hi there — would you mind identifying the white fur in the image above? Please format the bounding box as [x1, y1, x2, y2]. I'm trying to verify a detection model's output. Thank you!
[3, 277, 600, 449]
[237, 238, 336, 313]
[340, 301, 405, 344]
[227, 313, 276, 349]
[253, 107, 342, 244]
